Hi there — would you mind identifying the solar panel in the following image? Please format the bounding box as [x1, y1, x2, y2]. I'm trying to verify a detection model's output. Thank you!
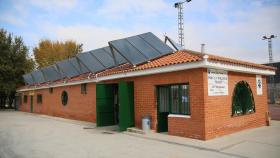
[69, 57, 89, 74]
[139, 32, 173, 55]
[31, 70, 45, 83]
[109, 39, 147, 65]
[41, 65, 62, 82]
[91, 47, 115, 68]
[21, 32, 173, 84]
[109, 32, 173, 65]
[126, 35, 161, 59]
[103, 47, 127, 65]
[56, 59, 80, 78]
[23, 73, 34, 85]
[76, 52, 106, 73]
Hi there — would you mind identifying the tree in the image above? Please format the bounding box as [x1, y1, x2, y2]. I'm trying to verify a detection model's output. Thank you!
[0, 28, 35, 108]
[33, 39, 83, 68]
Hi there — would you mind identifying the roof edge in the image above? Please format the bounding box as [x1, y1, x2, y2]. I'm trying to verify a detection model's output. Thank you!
[17, 57, 275, 92]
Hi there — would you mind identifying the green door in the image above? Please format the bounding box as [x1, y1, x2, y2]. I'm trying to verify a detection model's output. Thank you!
[118, 81, 135, 131]
[30, 96, 33, 113]
[96, 84, 115, 126]
[157, 86, 169, 132]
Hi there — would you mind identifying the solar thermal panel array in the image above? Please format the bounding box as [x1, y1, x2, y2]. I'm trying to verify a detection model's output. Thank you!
[22, 32, 175, 85]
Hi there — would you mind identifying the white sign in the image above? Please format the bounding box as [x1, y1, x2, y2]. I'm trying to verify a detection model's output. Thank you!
[208, 69, 228, 96]
[256, 75, 263, 95]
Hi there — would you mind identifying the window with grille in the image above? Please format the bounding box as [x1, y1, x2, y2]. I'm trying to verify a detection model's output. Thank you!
[37, 94, 42, 104]
[158, 84, 190, 115]
[81, 83, 87, 94]
[61, 91, 68, 106]
[49, 88, 53, 94]
[24, 95, 28, 103]
[232, 81, 255, 116]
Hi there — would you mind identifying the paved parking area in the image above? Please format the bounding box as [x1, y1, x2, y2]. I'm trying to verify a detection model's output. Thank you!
[0, 111, 279, 158]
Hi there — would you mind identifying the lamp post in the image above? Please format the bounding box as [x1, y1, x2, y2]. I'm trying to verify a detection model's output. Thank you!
[262, 35, 277, 63]
[263, 35, 277, 103]
[174, 0, 191, 48]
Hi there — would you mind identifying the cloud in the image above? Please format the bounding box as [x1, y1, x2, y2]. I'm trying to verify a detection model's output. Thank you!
[0, 13, 26, 27]
[28, 0, 77, 12]
[97, 0, 169, 19]
[183, 2, 280, 63]
[2, 0, 279, 64]
[49, 25, 130, 51]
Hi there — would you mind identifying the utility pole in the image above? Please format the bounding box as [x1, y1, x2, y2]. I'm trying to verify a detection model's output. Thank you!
[262, 35, 277, 63]
[174, 0, 191, 48]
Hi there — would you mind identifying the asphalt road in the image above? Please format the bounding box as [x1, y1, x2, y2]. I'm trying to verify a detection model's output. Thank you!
[0, 111, 279, 158]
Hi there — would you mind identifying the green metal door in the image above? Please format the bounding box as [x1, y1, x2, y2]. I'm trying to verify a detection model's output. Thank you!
[30, 96, 33, 113]
[157, 86, 169, 132]
[118, 81, 135, 131]
[96, 84, 115, 126]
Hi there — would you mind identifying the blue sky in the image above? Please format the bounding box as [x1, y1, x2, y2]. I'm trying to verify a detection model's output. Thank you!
[0, 0, 279, 63]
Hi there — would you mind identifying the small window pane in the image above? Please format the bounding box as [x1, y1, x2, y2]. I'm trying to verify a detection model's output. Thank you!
[61, 91, 68, 106]
[24, 95, 28, 103]
[37, 94, 42, 104]
[159, 87, 169, 112]
[81, 83, 87, 94]
[181, 85, 190, 115]
[49, 88, 53, 94]
[171, 85, 180, 114]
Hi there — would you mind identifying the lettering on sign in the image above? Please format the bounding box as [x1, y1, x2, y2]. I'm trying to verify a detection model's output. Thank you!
[208, 69, 228, 96]
[256, 75, 262, 95]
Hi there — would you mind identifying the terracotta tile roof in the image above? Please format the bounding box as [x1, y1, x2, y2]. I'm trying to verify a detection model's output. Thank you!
[96, 50, 202, 77]
[18, 50, 276, 90]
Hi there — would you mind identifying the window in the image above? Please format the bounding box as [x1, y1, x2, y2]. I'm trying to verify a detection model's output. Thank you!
[232, 81, 255, 116]
[37, 94, 42, 104]
[171, 85, 180, 113]
[49, 88, 53, 94]
[158, 84, 190, 115]
[61, 91, 68, 106]
[24, 95, 28, 103]
[81, 83, 87, 94]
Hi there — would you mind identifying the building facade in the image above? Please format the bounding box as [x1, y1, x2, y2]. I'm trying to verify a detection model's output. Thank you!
[17, 50, 275, 140]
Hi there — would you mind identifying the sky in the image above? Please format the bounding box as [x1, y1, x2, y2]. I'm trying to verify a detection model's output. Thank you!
[0, 0, 279, 64]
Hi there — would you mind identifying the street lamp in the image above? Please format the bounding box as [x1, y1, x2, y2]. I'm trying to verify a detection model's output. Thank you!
[262, 35, 277, 63]
[174, 0, 192, 48]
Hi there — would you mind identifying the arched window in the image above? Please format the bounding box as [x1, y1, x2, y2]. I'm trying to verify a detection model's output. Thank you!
[232, 81, 255, 116]
[61, 91, 68, 106]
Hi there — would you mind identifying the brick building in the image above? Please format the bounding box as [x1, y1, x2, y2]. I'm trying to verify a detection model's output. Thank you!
[17, 33, 276, 140]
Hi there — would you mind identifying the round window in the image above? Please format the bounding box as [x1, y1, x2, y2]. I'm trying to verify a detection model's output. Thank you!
[61, 91, 68, 106]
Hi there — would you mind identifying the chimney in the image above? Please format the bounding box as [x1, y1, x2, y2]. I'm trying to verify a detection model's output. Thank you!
[201, 43, 205, 53]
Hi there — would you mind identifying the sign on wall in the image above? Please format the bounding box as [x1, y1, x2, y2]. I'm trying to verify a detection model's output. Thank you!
[208, 69, 228, 96]
[256, 75, 263, 95]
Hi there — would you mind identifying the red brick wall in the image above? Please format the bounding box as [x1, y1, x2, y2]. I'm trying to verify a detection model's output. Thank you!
[131, 68, 206, 139]
[203, 70, 268, 140]
[19, 83, 96, 122]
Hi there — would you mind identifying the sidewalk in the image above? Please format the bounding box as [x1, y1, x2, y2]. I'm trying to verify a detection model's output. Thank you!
[124, 121, 280, 158]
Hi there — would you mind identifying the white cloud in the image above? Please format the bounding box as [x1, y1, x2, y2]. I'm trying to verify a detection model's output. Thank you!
[51, 25, 130, 51]
[97, 0, 168, 19]
[183, 3, 280, 63]
[29, 0, 77, 12]
[0, 13, 26, 27]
